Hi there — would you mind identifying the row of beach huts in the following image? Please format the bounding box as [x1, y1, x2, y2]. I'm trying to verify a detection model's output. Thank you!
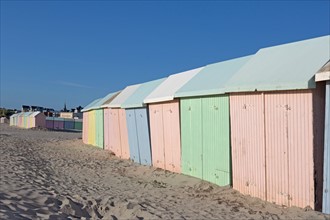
[9, 112, 83, 131]
[85, 36, 327, 213]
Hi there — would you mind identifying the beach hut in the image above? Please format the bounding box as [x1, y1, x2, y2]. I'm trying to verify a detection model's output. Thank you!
[144, 67, 204, 173]
[175, 56, 252, 186]
[82, 98, 101, 146]
[64, 118, 75, 130]
[10, 114, 18, 126]
[225, 35, 329, 210]
[17, 113, 22, 127]
[74, 119, 83, 131]
[82, 92, 120, 148]
[121, 78, 167, 166]
[315, 61, 330, 214]
[23, 112, 32, 128]
[1, 117, 9, 124]
[46, 117, 54, 129]
[28, 112, 46, 128]
[54, 117, 64, 130]
[102, 86, 140, 159]
[82, 113, 88, 143]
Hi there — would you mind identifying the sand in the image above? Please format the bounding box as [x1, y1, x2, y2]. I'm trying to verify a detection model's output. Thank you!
[0, 123, 329, 219]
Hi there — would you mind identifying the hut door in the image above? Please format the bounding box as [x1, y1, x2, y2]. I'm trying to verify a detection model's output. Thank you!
[135, 108, 152, 166]
[163, 100, 181, 173]
[109, 109, 121, 155]
[265, 91, 314, 208]
[149, 104, 166, 169]
[202, 96, 231, 186]
[104, 109, 109, 150]
[180, 98, 203, 179]
[126, 109, 140, 163]
[230, 93, 266, 200]
[119, 109, 130, 160]
[265, 93, 290, 207]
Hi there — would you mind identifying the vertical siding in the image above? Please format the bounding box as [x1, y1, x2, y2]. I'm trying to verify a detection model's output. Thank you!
[126, 109, 140, 163]
[265, 92, 290, 207]
[118, 109, 130, 159]
[35, 114, 45, 128]
[286, 91, 314, 209]
[149, 103, 166, 169]
[103, 109, 110, 150]
[231, 89, 323, 209]
[163, 100, 181, 173]
[64, 119, 75, 130]
[74, 120, 82, 130]
[135, 108, 152, 166]
[108, 109, 121, 155]
[54, 118, 64, 130]
[88, 111, 95, 145]
[23, 115, 27, 128]
[46, 118, 54, 129]
[95, 109, 104, 148]
[202, 95, 231, 186]
[230, 93, 266, 200]
[180, 98, 203, 179]
[83, 112, 89, 144]
[323, 81, 330, 214]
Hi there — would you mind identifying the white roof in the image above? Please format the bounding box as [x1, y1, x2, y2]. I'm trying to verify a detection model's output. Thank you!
[144, 67, 204, 103]
[10, 113, 18, 118]
[102, 84, 141, 108]
[29, 111, 41, 117]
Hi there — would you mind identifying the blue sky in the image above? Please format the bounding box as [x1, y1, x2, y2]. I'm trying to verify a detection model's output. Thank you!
[1, 1, 329, 110]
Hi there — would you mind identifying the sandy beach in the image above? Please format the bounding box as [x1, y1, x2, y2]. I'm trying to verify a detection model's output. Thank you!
[0, 123, 329, 219]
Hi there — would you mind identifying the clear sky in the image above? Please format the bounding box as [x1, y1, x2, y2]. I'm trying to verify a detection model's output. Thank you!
[1, 1, 329, 110]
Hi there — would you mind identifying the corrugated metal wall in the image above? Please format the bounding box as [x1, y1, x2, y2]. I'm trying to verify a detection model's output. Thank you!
[265, 91, 315, 208]
[95, 109, 104, 148]
[64, 119, 75, 130]
[135, 108, 152, 165]
[103, 109, 110, 150]
[118, 109, 130, 160]
[180, 95, 231, 186]
[126, 109, 140, 163]
[83, 113, 88, 144]
[163, 101, 181, 173]
[149, 103, 165, 169]
[108, 109, 121, 155]
[54, 118, 64, 130]
[181, 98, 203, 179]
[105, 109, 129, 158]
[149, 100, 181, 173]
[202, 96, 231, 186]
[88, 111, 95, 145]
[230, 87, 325, 209]
[126, 108, 152, 166]
[74, 120, 83, 130]
[323, 81, 330, 214]
[230, 93, 266, 200]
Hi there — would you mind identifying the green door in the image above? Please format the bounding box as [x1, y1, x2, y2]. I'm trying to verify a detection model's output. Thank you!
[180, 98, 203, 179]
[202, 95, 231, 186]
[95, 109, 104, 148]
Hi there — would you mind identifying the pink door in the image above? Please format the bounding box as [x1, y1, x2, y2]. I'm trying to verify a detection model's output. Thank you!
[83, 112, 89, 144]
[163, 100, 181, 173]
[119, 109, 130, 159]
[149, 103, 165, 169]
[286, 91, 314, 209]
[265, 92, 290, 206]
[109, 109, 121, 156]
[230, 93, 266, 200]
